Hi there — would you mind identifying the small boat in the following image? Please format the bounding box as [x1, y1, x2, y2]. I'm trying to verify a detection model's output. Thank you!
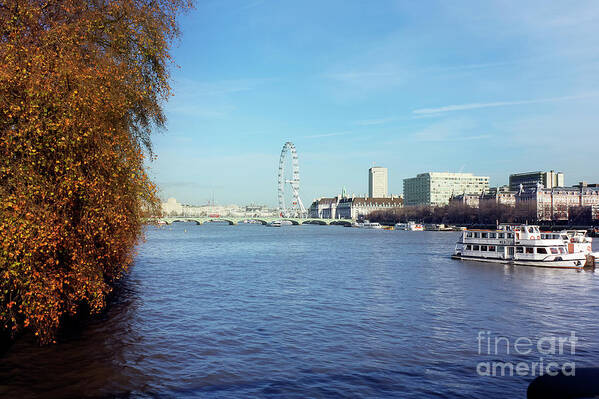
[394, 221, 424, 231]
[361, 220, 383, 229]
[267, 220, 293, 227]
[452, 224, 597, 269]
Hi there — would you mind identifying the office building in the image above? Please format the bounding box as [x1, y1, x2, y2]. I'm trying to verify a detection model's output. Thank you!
[368, 167, 388, 198]
[509, 170, 564, 191]
[403, 172, 489, 207]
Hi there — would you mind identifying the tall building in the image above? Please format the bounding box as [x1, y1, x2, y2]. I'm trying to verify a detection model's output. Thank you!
[403, 172, 489, 206]
[368, 167, 388, 198]
[509, 170, 564, 191]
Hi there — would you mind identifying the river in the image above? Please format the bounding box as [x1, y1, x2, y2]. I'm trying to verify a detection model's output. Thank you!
[1, 223, 599, 398]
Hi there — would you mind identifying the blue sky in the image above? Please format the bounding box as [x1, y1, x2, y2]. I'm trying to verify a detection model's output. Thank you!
[148, 0, 599, 206]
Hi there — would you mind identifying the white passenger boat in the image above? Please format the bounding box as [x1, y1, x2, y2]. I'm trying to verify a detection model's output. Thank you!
[452, 224, 597, 269]
[394, 221, 424, 231]
[362, 221, 383, 229]
[266, 220, 293, 227]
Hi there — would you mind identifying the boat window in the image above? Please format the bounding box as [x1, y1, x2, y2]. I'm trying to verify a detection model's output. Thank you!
[467, 232, 473, 238]
[516, 247, 524, 253]
[537, 248, 547, 254]
[507, 233, 513, 238]
[490, 233, 496, 238]
[550, 248, 558, 254]
[481, 245, 487, 251]
[481, 233, 488, 238]
[473, 245, 480, 251]
[561, 235, 568, 240]
[489, 245, 496, 251]
[497, 246, 505, 253]
[474, 232, 479, 238]
[528, 227, 534, 233]
[498, 233, 505, 239]
[526, 247, 534, 254]
[559, 247, 566, 254]
[466, 245, 472, 250]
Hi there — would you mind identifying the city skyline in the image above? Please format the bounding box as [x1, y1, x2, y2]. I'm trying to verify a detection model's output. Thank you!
[148, 0, 599, 206]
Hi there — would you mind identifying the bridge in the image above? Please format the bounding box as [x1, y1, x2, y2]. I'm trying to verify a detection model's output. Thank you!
[151, 217, 353, 226]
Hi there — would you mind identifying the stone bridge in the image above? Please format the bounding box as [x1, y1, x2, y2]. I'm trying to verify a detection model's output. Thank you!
[151, 217, 353, 226]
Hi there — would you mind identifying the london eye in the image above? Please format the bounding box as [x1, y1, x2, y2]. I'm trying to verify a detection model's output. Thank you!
[278, 142, 306, 218]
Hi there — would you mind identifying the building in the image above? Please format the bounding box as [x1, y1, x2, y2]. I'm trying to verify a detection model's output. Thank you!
[574, 181, 599, 188]
[403, 172, 489, 207]
[336, 197, 403, 219]
[449, 184, 599, 221]
[368, 167, 388, 198]
[160, 198, 276, 217]
[308, 195, 403, 220]
[518, 185, 599, 221]
[450, 186, 516, 208]
[509, 170, 564, 191]
[308, 196, 341, 219]
[162, 197, 183, 216]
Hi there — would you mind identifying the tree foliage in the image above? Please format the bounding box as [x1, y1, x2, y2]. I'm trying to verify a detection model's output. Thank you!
[368, 203, 540, 226]
[0, 0, 191, 343]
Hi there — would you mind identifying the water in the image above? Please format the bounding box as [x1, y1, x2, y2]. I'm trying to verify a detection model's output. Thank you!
[1, 223, 599, 398]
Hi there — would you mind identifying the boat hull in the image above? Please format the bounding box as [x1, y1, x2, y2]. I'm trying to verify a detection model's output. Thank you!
[451, 255, 587, 269]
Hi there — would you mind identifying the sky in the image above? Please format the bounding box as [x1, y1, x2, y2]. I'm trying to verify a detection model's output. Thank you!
[148, 0, 599, 207]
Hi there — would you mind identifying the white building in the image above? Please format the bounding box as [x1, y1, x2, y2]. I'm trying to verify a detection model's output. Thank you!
[368, 167, 388, 198]
[403, 172, 489, 207]
[308, 195, 403, 220]
[160, 198, 274, 217]
[162, 197, 183, 216]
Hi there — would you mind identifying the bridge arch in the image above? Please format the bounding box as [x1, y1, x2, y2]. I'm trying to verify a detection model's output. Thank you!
[330, 220, 352, 226]
[239, 219, 268, 225]
[203, 219, 237, 225]
[301, 219, 329, 225]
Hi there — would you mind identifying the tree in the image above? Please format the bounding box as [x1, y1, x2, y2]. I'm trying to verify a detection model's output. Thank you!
[0, 0, 191, 343]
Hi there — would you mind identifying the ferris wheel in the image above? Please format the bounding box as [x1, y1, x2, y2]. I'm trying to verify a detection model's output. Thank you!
[278, 141, 306, 218]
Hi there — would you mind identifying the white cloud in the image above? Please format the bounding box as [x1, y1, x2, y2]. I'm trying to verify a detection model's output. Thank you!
[413, 93, 599, 115]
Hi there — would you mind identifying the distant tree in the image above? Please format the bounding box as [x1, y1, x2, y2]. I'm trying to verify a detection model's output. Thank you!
[0, 0, 191, 343]
[569, 206, 591, 225]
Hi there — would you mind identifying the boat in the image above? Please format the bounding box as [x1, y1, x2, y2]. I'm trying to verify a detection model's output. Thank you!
[541, 230, 593, 255]
[266, 220, 293, 227]
[452, 224, 598, 269]
[362, 220, 383, 229]
[394, 221, 424, 231]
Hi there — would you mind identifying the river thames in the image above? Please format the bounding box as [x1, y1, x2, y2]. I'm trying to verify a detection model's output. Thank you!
[1, 223, 599, 398]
